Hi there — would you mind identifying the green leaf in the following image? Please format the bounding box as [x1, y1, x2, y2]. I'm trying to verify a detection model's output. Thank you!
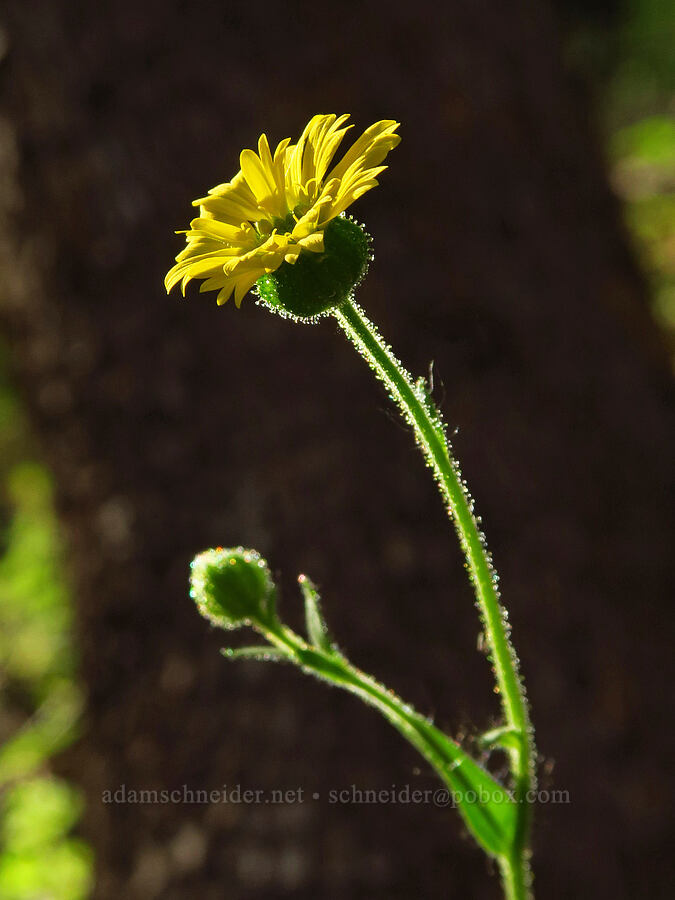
[221, 646, 290, 663]
[411, 718, 518, 858]
[299, 576, 334, 654]
[479, 725, 523, 753]
[293, 643, 519, 860]
[337, 671, 518, 859]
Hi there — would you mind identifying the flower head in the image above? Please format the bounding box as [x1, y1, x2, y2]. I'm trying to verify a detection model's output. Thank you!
[165, 114, 400, 310]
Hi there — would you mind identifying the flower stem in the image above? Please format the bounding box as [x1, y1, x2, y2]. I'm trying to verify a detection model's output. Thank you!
[334, 299, 535, 897]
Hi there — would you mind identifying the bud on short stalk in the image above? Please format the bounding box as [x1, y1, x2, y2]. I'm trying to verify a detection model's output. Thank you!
[189, 547, 276, 630]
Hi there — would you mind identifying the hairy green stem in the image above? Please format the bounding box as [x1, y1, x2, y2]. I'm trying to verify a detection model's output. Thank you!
[500, 854, 530, 900]
[334, 299, 535, 897]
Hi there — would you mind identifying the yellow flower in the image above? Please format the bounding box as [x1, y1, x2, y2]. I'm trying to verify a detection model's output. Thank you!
[165, 114, 400, 307]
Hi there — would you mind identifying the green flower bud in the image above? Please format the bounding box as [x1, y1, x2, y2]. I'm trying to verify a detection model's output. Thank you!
[255, 216, 371, 321]
[189, 547, 276, 630]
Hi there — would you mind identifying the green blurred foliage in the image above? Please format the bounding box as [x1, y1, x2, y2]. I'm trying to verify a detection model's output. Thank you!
[0, 779, 92, 900]
[566, 0, 675, 351]
[612, 115, 675, 164]
[605, 0, 675, 128]
[610, 116, 675, 332]
[0, 353, 92, 899]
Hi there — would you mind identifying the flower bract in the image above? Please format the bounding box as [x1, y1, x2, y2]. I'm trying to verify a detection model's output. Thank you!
[165, 114, 400, 311]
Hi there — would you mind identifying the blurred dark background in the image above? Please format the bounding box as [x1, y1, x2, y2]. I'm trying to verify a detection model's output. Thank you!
[0, 0, 673, 898]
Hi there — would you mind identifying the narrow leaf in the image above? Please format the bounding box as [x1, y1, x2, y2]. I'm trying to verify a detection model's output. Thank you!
[221, 646, 290, 663]
[414, 718, 518, 858]
[301, 649, 519, 859]
[479, 725, 523, 753]
[299, 575, 334, 653]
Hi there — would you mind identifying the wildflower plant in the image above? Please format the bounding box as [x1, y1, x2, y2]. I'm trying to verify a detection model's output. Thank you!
[167, 114, 537, 899]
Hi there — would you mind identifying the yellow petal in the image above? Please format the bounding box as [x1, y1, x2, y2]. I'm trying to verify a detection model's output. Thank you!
[234, 271, 263, 307]
[181, 257, 227, 279]
[217, 281, 236, 305]
[198, 194, 261, 225]
[327, 120, 400, 183]
[188, 217, 254, 244]
[292, 190, 335, 238]
[313, 114, 352, 183]
[240, 148, 276, 204]
[298, 232, 324, 253]
[286, 114, 329, 189]
[199, 275, 226, 293]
